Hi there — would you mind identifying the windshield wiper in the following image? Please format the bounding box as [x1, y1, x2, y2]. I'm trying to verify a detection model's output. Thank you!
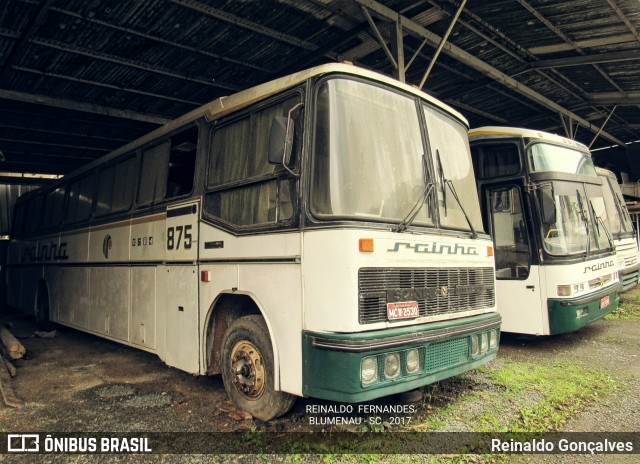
[613, 192, 632, 233]
[437, 149, 478, 239]
[436, 149, 447, 216]
[444, 179, 478, 239]
[393, 183, 434, 233]
[393, 154, 434, 233]
[576, 189, 591, 256]
[589, 200, 614, 250]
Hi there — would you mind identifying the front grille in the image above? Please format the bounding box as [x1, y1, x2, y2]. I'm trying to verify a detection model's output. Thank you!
[359, 267, 495, 324]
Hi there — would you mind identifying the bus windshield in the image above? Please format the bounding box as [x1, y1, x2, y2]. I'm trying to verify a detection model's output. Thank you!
[535, 180, 612, 256]
[528, 143, 597, 176]
[311, 78, 482, 232]
[601, 175, 634, 237]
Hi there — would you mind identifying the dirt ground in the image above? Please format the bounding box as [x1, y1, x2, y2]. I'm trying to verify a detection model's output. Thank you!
[0, 292, 639, 460]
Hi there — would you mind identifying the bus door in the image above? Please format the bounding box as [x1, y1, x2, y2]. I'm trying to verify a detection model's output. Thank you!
[485, 184, 544, 334]
[162, 200, 200, 373]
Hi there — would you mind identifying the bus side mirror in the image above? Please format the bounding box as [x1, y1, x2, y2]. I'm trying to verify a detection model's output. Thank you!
[268, 116, 294, 165]
[539, 189, 556, 225]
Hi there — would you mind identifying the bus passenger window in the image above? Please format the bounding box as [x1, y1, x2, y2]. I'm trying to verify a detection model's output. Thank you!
[138, 141, 170, 206]
[96, 156, 137, 216]
[205, 95, 301, 228]
[138, 127, 198, 205]
[24, 195, 44, 233]
[41, 187, 65, 230]
[65, 174, 95, 224]
[476, 144, 520, 179]
[166, 128, 197, 199]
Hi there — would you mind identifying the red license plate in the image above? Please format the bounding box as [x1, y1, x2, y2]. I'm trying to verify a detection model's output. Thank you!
[387, 301, 419, 320]
[600, 295, 610, 309]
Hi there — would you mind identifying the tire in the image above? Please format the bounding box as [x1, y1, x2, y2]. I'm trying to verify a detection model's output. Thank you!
[220, 315, 295, 421]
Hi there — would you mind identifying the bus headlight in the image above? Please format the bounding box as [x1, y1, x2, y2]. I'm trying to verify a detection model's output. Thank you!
[480, 332, 489, 353]
[384, 353, 400, 379]
[361, 357, 377, 385]
[489, 330, 498, 349]
[471, 335, 479, 356]
[557, 285, 572, 296]
[406, 349, 419, 374]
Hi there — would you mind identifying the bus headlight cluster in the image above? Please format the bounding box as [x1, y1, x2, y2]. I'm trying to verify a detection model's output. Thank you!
[360, 349, 422, 385]
[471, 329, 499, 357]
[406, 349, 420, 374]
[489, 330, 498, 349]
[384, 353, 400, 379]
[361, 357, 378, 385]
[557, 283, 585, 297]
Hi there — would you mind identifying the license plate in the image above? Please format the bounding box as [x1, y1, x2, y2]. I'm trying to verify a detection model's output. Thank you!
[387, 301, 419, 320]
[600, 295, 610, 309]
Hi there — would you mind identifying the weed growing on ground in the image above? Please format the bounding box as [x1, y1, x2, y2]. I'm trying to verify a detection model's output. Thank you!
[608, 295, 640, 320]
[609, 285, 640, 320]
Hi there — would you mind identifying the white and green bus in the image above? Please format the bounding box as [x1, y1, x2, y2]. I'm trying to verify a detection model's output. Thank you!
[595, 167, 640, 291]
[7, 64, 500, 420]
[469, 127, 620, 336]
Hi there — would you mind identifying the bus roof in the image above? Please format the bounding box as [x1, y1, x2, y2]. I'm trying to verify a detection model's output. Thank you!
[595, 166, 617, 180]
[43, 63, 468, 186]
[468, 126, 590, 153]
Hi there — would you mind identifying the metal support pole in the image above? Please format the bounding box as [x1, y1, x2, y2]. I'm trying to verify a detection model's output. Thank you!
[560, 114, 569, 138]
[589, 106, 617, 148]
[405, 37, 429, 73]
[361, 7, 398, 70]
[418, 0, 467, 89]
[391, 16, 405, 82]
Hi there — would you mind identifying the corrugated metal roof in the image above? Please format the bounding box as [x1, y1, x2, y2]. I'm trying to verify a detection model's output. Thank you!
[0, 0, 638, 175]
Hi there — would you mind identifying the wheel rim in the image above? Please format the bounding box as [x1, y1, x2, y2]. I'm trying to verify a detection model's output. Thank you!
[229, 340, 266, 400]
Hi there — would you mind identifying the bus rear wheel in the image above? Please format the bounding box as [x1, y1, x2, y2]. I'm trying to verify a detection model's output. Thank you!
[220, 315, 295, 421]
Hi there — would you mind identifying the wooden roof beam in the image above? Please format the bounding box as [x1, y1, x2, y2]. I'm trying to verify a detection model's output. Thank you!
[0, 89, 171, 125]
[528, 34, 637, 55]
[12, 66, 202, 106]
[52, 7, 273, 74]
[171, 0, 340, 61]
[0, 0, 56, 85]
[30, 38, 241, 92]
[515, 50, 640, 71]
[354, 0, 626, 146]
[608, 0, 640, 43]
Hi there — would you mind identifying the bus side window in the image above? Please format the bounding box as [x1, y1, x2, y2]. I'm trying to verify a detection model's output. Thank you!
[12, 202, 26, 237]
[138, 127, 198, 205]
[166, 127, 197, 199]
[40, 187, 66, 230]
[476, 143, 521, 179]
[65, 174, 95, 224]
[205, 95, 301, 228]
[139, 141, 170, 206]
[24, 195, 44, 234]
[96, 156, 137, 216]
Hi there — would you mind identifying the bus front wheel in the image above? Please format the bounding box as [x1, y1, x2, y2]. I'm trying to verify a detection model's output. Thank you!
[220, 315, 295, 421]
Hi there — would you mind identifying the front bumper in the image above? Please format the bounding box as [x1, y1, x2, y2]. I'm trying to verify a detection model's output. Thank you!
[548, 282, 621, 335]
[302, 312, 501, 403]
